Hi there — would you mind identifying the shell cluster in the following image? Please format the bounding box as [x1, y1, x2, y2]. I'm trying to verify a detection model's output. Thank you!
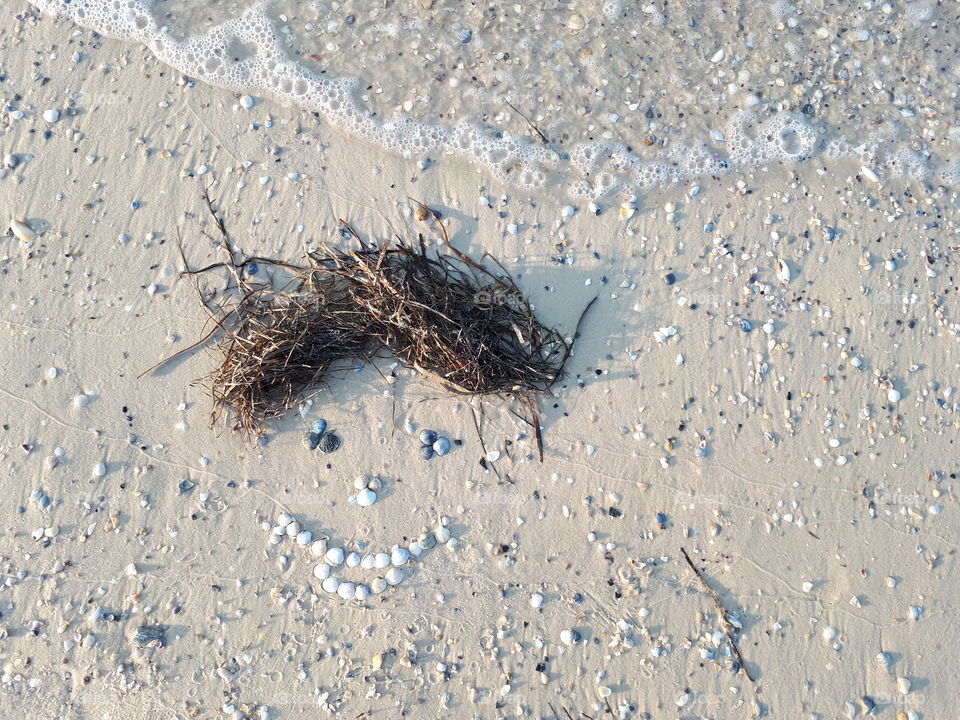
[261, 510, 455, 601]
[302, 418, 341, 454]
[416, 427, 452, 460]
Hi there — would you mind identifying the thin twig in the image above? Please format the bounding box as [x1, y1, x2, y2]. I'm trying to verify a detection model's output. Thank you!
[680, 547, 756, 683]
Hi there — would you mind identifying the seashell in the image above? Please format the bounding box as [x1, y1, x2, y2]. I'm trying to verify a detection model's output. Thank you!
[408, 541, 423, 557]
[320, 576, 340, 593]
[354, 475, 370, 490]
[360, 554, 376, 570]
[435, 526, 451, 543]
[354, 584, 371, 601]
[313, 563, 331, 580]
[318, 432, 341, 453]
[310, 539, 328, 557]
[296, 530, 312, 546]
[419, 429, 438, 445]
[278, 512, 294, 527]
[776, 258, 790, 282]
[896, 677, 911, 694]
[337, 582, 357, 600]
[302, 432, 321, 451]
[285, 521, 300, 538]
[366, 476, 382, 491]
[370, 577, 387, 594]
[132, 625, 165, 647]
[419, 445, 434, 460]
[419, 531, 436, 550]
[10, 218, 37, 243]
[311, 418, 327, 435]
[356, 488, 377, 507]
[373, 553, 391, 569]
[530, 593, 544, 609]
[432, 436, 451, 456]
[345, 551, 361, 568]
[324, 547, 345, 566]
[92, 462, 106, 477]
[887, 389, 901, 403]
[391, 546, 410, 566]
[560, 629, 580, 645]
[271, 525, 285, 536]
[385, 567, 404, 586]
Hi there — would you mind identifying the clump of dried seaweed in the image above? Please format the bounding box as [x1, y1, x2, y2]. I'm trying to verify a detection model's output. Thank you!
[146, 193, 593, 458]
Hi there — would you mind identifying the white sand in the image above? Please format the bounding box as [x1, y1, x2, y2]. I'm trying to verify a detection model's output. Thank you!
[0, 9, 956, 720]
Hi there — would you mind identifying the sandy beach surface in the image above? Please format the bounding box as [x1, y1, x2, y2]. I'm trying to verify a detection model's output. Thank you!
[1, 3, 958, 719]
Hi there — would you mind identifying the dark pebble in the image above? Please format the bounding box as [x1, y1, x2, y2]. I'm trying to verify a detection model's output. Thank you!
[663, 272, 676, 285]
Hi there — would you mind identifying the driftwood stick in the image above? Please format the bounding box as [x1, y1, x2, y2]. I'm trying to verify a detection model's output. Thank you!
[680, 547, 756, 683]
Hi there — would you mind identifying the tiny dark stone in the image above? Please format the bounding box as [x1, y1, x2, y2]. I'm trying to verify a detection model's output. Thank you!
[133, 625, 165, 647]
[608, 507, 622, 518]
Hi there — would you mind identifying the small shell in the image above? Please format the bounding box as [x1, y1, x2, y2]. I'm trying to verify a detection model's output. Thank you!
[278, 512, 294, 527]
[776, 258, 791, 282]
[337, 582, 357, 600]
[356, 488, 377, 507]
[370, 577, 387, 594]
[432, 436, 451, 456]
[321, 576, 340, 593]
[391, 546, 410, 566]
[313, 563, 331, 580]
[132, 625, 165, 647]
[10, 218, 37, 243]
[295, 530, 312, 546]
[385, 567, 404, 586]
[310, 539, 328, 557]
[530, 593, 544, 609]
[419, 531, 437, 550]
[419, 429, 438, 445]
[324, 547, 345, 566]
[360, 554, 376, 570]
[311, 418, 328, 435]
[302, 432, 321, 451]
[345, 551, 361, 568]
[419, 445, 435, 460]
[318, 432, 341, 453]
[373, 553, 391, 569]
[354, 584, 371, 601]
[560, 629, 580, 646]
[896, 677, 911, 694]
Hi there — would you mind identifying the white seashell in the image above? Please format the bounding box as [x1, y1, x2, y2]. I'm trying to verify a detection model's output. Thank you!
[391, 546, 410, 566]
[284, 521, 300, 537]
[435, 526, 451, 543]
[353, 475, 369, 490]
[896, 677, 911, 694]
[313, 563, 331, 580]
[92, 462, 106, 477]
[356, 488, 377, 507]
[408, 541, 423, 557]
[822, 626, 838, 641]
[360, 554, 375, 570]
[530, 593, 544, 609]
[337, 582, 357, 600]
[373, 553, 391, 569]
[10, 218, 37, 243]
[320, 576, 340, 593]
[710, 48, 725, 63]
[776, 258, 790, 282]
[324, 547, 345, 566]
[887, 389, 901, 403]
[310, 539, 328, 557]
[560, 629, 580, 646]
[354, 584, 371, 601]
[884, 258, 896, 271]
[861, 165, 881, 184]
[345, 551, 361, 568]
[385, 567, 404, 586]
[296, 530, 312, 547]
[42, 109, 60, 123]
[370, 577, 387, 594]
[277, 513, 294, 527]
